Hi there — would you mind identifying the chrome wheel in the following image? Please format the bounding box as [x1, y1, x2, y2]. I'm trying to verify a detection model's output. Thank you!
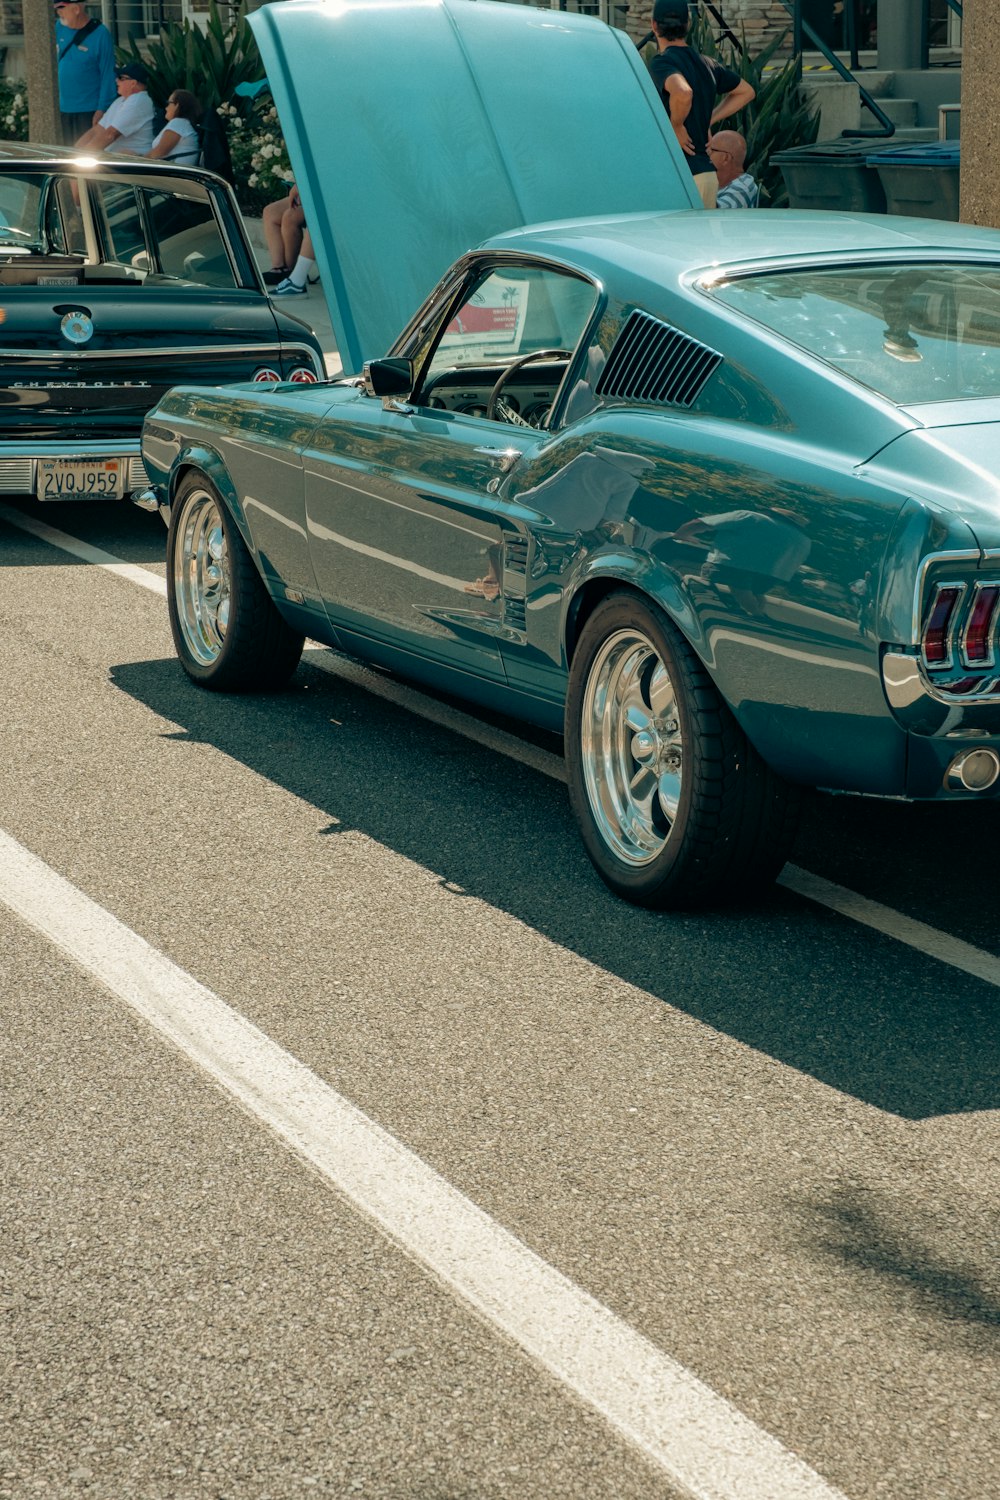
[173, 488, 231, 666]
[580, 627, 682, 867]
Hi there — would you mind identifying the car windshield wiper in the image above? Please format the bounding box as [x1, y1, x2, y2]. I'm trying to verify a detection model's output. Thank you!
[0, 229, 41, 252]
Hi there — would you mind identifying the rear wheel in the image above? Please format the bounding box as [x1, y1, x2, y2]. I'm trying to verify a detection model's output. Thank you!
[167, 472, 304, 691]
[565, 592, 798, 908]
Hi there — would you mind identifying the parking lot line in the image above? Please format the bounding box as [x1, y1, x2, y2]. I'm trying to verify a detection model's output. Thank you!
[5, 505, 999, 992]
[0, 504, 167, 596]
[0, 826, 848, 1500]
[778, 865, 1000, 987]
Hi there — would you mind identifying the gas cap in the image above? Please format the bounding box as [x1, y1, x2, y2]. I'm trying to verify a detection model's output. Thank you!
[60, 310, 94, 345]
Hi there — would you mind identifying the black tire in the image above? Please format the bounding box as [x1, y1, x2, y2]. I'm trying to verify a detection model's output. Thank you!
[565, 591, 799, 909]
[166, 472, 304, 691]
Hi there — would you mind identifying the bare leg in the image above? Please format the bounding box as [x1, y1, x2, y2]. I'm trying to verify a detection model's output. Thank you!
[280, 202, 305, 270]
[262, 194, 290, 271]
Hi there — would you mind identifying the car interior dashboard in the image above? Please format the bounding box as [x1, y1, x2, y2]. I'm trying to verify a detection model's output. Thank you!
[420, 357, 569, 427]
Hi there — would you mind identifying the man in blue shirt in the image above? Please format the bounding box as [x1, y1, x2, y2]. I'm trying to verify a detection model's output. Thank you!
[54, 0, 117, 146]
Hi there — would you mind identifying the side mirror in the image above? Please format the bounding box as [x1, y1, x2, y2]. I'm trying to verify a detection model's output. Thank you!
[362, 357, 414, 399]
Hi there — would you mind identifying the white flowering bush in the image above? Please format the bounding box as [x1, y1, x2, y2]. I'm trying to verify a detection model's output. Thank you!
[219, 99, 292, 215]
[0, 81, 29, 141]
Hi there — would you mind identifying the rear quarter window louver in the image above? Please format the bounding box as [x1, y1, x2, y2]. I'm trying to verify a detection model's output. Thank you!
[595, 310, 722, 408]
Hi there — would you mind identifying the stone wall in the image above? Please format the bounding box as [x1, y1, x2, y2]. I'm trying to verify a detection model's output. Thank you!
[619, 1, 790, 58]
[959, 0, 999, 226]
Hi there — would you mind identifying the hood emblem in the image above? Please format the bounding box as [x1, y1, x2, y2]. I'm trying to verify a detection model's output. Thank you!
[60, 310, 94, 345]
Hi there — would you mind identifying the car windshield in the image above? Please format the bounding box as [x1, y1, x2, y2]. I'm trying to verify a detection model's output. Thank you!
[0, 172, 44, 251]
[710, 262, 1000, 405]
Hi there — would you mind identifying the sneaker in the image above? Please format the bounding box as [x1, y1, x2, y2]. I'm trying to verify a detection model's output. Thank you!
[262, 266, 289, 286]
[272, 278, 307, 296]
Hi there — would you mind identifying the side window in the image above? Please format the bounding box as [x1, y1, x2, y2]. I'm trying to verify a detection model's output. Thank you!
[142, 189, 238, 288]
[91, 180, 147, 266]
[425, 265, 597, 380]
[46, 180, 87, 256]
[421, 263, 598, 425]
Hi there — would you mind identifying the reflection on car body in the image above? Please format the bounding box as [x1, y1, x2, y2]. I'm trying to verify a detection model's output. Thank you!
[0, 143, 323, 504]
[139, 0, 1000, 910]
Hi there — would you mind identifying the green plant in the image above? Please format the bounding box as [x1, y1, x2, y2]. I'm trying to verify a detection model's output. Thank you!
[0, 79, 29, 141]
[117, 0, 264, 112]
[219, 96, 292, 216]
[644, 17, 820, 207]
[117, 0, 288, 212]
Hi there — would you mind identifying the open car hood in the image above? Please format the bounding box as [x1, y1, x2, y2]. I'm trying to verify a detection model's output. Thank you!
[250, 0, 700, 372]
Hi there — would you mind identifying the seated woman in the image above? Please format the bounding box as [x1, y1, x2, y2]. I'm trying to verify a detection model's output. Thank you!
[261, 183, 305, 286]
[146, 91, 202, 164]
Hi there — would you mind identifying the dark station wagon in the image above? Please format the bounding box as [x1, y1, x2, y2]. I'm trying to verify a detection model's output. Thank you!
[0, 142, 323, 504]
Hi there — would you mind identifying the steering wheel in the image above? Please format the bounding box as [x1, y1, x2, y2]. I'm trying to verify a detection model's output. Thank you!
[486, 348, 572, 426]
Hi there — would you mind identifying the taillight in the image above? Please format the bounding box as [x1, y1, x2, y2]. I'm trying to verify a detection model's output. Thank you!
[253, 368, 281, 383]
[921, 584, 963, 666]
[289, 367, 318, 384]
[963, 584, 1000, 664]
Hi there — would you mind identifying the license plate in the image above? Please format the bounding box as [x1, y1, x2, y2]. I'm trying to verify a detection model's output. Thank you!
[37, 458, 124, 501]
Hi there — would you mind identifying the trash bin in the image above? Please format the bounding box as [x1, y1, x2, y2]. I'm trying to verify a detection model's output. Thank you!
[868, 141, 961, 221]
[772, 139, 904, 213]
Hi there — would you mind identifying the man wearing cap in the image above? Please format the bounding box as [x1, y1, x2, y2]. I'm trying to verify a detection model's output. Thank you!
[54, 1, 117, 146]
[648, 0, 754, 208]
[74, 62, 156, 156]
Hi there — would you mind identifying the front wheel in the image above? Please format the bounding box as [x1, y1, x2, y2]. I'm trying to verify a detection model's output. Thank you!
[167, 472, 304, 691]
[565, 592, 799, 908]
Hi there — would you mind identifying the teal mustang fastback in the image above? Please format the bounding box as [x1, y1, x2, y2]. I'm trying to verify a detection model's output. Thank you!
[139, 0, 1000, 908]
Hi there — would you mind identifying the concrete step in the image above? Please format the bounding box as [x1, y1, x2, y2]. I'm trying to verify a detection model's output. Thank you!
[878, 126, 940, 142]
[877, 96, 919, 127]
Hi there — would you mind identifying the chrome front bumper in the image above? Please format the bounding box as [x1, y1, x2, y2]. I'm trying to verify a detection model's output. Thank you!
[0, 443, 149, 500]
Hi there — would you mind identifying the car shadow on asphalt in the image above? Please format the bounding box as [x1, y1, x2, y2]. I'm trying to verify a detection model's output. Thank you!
[0, 500, 168, 566]
[110, 653, 1000, 1124]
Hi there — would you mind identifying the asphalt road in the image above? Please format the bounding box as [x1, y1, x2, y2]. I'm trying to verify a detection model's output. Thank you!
[0, 498, 997, 1500]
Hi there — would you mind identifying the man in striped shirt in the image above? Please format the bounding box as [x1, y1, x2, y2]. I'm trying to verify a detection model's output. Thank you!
[708, 131, 760, 209]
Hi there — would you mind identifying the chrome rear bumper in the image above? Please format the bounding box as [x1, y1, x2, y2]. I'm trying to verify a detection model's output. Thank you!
[0, 444, 149, 499]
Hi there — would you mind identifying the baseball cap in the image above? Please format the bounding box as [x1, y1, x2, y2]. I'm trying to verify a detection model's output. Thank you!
[652, 0, 690, 23]
[116, 60, 150, 84]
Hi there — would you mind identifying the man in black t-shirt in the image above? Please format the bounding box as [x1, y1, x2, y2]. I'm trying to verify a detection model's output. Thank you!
[648, 0, 755, 207]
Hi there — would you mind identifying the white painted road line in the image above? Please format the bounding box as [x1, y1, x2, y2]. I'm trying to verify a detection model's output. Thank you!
[0, 504, 167, 597]
[0, 827, 848, 1500]
[6, 505, 999, 992]
[304, 647, 566, 783]
[778, 866, 1000, 988]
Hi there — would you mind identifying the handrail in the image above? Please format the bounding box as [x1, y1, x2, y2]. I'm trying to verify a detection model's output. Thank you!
[639, 0, 896, 138]
[943, 0, 963, 16]
[698, 0, 745, 54]
[777, 0, 896, 137]
[633, 0, 743, 54]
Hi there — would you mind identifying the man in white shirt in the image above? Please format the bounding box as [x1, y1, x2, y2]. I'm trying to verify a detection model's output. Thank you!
[74, 61, 155, 155]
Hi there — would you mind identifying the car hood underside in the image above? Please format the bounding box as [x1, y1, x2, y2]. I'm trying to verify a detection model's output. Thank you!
[250, 0, 699, 372]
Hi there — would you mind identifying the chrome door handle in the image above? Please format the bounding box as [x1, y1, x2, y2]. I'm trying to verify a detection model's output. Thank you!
[474, 446, 520, 470]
